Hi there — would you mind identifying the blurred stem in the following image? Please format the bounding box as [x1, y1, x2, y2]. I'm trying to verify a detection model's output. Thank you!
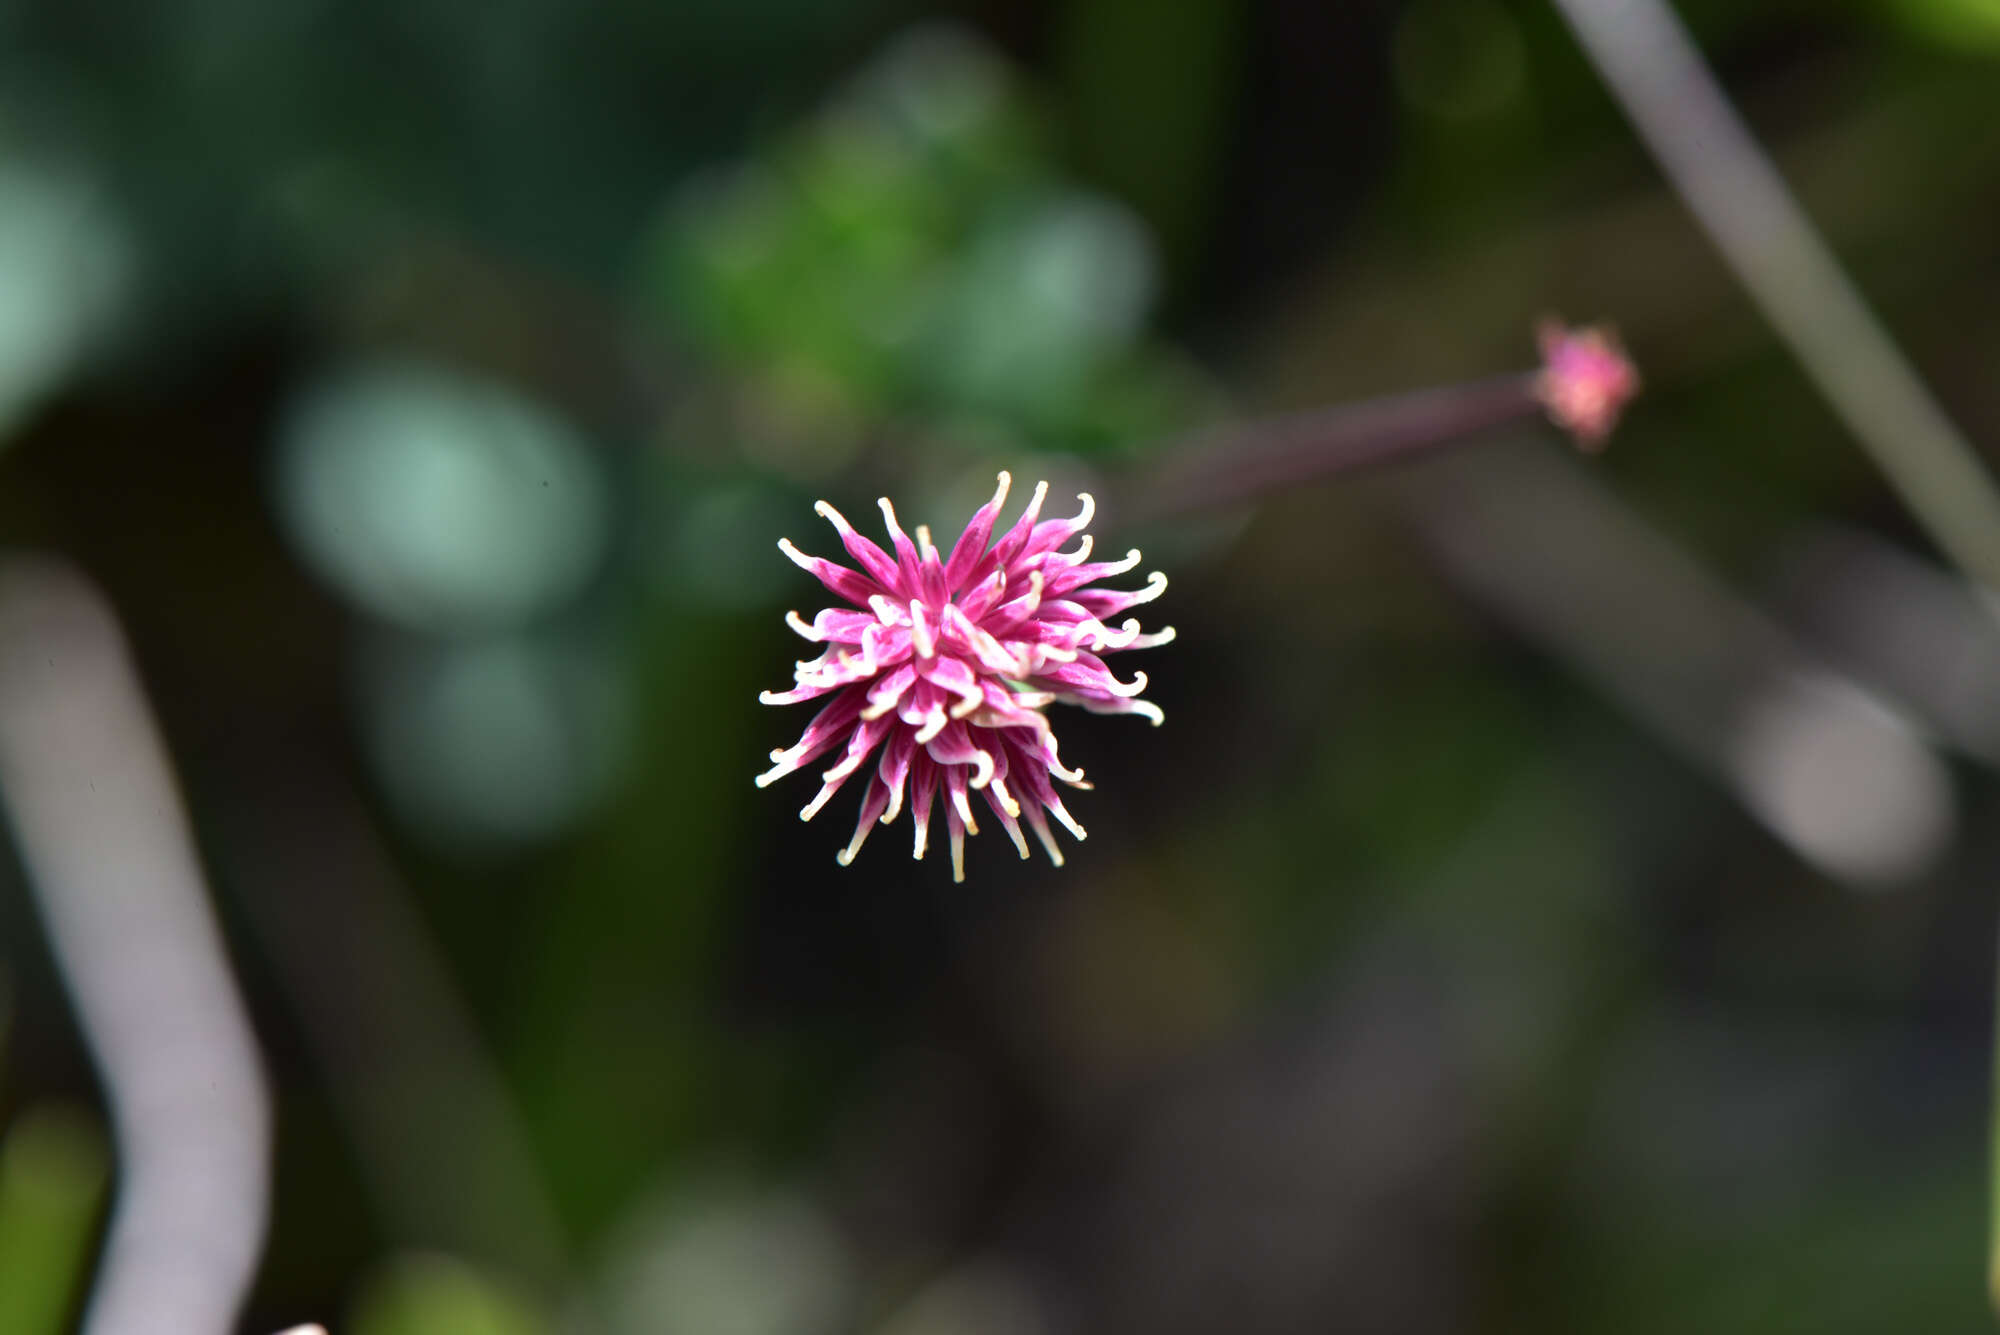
[1550, 0, 2000, 587]
[1548, 0, 2000, 1307]
[0, 559, 270, 1335]
[1118, 371, 1539, 525]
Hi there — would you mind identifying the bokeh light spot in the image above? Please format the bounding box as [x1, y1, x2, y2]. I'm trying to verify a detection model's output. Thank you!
[0, 163, 131, 442]
[357, 631, 630, 851]
[277, 360, 609, 632]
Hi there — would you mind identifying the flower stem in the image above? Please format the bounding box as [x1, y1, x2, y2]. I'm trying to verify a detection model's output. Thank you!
[1118, 371, 1541, 526]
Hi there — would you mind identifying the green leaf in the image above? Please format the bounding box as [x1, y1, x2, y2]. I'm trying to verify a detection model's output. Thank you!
[0, 1106, 111, 1335]
[1878, 0, 2000, 51]
[349, 1254, 551, 1335]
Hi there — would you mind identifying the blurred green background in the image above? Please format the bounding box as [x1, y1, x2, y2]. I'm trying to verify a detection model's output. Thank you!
[2, 0, 2000, 1330]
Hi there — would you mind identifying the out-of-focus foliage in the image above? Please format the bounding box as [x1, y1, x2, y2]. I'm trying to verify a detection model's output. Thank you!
[0, 1106, 108, 1335]
[594, 1176, 851, 1335]
[643, 28, 1214, 472]
[271, 358, 630, 852]
[1877, 0, 2000, 50]
[0, 2, 1996, 1333]
[276, 361, 610, 635]
[355, 629, 631, 851]
[0, 165, 128, 442]
[349, 1254, 550, 1335]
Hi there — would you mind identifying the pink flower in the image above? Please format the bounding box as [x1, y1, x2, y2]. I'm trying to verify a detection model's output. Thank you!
[1535, 320, 1640, 450]
[758, 472, 1173, 881]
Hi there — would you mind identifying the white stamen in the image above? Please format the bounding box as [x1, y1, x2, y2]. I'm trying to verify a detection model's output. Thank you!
[914, 704, 948, 744]
[820, 750, 865, 784]
[1044, 750, 1086, 785]
[836, 817, 874, 866]
[999, 813, 1028, 859]
[813, 499, 854, 534]
[916, 525, 936, 561]
[1016, 570, 1044, 617]
[1101, 548, 1145, 579]
[1123, 570, 1168, 606]
[868, 594, 901, 625]
[910, 601, 936, 658]
[784, 610, 819, 640]
[1075, 618, 1131, 650]
[1049, 801, 1087, 842]
[1056, 534, 1094, 565]
[1065, 491, 1095, 532]
[950, 784, 978, 834]
[755, 751, 804, 787]
[1100, 669, 1149, 698]
[967, 749, 994, 789]
[877, 496, 911, 548]
[949, 825, 965, 883]
[800, 782, 839, 821]
[1027, 815, 1064, 867]
[987, 472, 1013, 518]
[1027, 643, 1077, 669]
[991, 776, 1022, 819]
[879, 776, 905, 824]
[1075, 696, 1165, 725]
[777, 538, 815, 571]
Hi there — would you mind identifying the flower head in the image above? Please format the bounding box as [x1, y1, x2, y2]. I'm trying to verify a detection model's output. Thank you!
[1535, 319, 1640, 450]
[758, 473, 1172, 881]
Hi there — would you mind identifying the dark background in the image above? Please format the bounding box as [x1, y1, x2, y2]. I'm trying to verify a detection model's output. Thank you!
[2, 0, 1998, 1330]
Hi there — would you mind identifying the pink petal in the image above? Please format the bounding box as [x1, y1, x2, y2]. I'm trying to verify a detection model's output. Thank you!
[836, 777, 894, 866]
[1017, 491, 1095, 563]
[975, 479, 1048, 587]
[919, 653, 985, 719]
[779, 538, 884, 608]
[1042, 546, 1142, 599]
[944, 472, 1013, 590]
[876, 497, 923, 588]
[909, 751, 940, 860]
[756, 686, 867, 787]
[1068, 571, 1168, 619]
[926, 720, 995, 790]
[815, 500, 905, 591]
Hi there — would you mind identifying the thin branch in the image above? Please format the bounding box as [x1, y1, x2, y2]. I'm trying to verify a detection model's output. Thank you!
[1117, 373, 1541, 527]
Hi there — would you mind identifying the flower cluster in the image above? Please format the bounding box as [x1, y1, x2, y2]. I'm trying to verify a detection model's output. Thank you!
[1535, 320, 1640, 449]
[758, 473, 1172, 880]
